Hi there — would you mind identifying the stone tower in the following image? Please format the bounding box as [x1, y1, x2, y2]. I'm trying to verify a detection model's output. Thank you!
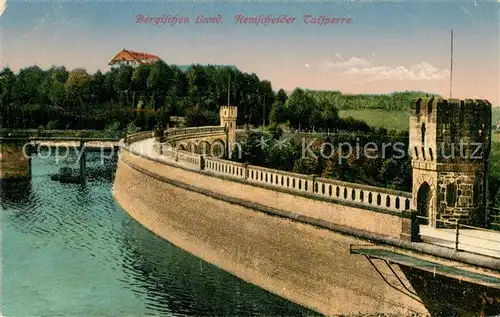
[220, 105, 238, 149]
[410, 98, 492, 226]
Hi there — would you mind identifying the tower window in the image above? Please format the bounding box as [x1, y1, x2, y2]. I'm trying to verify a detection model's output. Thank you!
[414, 147, 419, 159]
[473, 178, 481, 204]
[446, 183, 457, 206]
[421, 123, 426, 145]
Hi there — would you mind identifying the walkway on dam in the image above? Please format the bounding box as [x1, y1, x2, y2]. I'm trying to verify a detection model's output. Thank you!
[128, 138, 500, 260]
[420, 225, 500, 259]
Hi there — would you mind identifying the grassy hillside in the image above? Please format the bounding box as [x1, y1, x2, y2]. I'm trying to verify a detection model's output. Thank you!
[338, 107, 499, 132]
[493, 107, 500, 125]
[339, 109, 409, 131]
[306, 90, 433, 111]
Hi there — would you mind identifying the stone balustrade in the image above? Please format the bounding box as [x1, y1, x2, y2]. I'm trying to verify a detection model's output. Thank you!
[176, 150, 203, 169]
[126, 131, 154, 144]
[246, 165, 315, 194]
[163, 126, 225, 141]
[125, 128, 412, 216]
[312, 178, 411, 213]
[204, 156, 247, 179]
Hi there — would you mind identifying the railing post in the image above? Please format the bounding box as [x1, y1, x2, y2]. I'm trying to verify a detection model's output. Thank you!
[79, 138, 86, 184]
[411, 211, 420, 242]
[455, 219, 460, 251]
[244, 163, 249, 179]
[199, 155, 205, 170]
[311, 175, 316, 193]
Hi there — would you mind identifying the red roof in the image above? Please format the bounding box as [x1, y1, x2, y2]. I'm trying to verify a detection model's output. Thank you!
[108, 49, 160, 65]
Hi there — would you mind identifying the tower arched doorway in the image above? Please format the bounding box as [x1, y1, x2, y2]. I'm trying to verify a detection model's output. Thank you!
[417, 182, 431, 225]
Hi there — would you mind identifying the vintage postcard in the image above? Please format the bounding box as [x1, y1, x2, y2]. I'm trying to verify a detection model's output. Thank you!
[0, 1, 499, 316]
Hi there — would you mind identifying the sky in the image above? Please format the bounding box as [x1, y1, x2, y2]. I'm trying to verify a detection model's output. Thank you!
[0, 1, 499, 105]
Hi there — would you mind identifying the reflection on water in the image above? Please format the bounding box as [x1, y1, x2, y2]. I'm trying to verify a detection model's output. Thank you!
[0, 179, 32, 205]
[1, 150, 316, 316]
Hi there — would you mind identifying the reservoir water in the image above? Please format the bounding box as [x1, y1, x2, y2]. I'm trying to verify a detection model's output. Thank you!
[0, 150, 316, 316]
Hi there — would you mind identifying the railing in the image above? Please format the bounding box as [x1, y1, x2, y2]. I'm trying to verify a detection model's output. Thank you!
[121, 126, 500, 257]
[491, 207, 500, 230]
[125, 131, 154, 144]
[30, 137, 120, 142]
[204, 156, 247, 179]
[312, 177, 411, 212]
[164, 126, 225, 140]
[127, 129, 412, 216]
[416, 216, 500, 258]
[176, 150, 202, 169]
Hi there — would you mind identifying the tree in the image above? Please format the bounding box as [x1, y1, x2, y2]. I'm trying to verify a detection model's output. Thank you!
[293, 157, 318, 175]
[321, 100, 339, 131]
[131, 64, 151, 95]
[379, 158, 400, 185]
[12, 66, 45, 106]
[276, 89, 288, 105]
[238, 131, 265, 165]
[269, 101, 287, 125]
[285, 88, 316, 130]
[0, 67, 16, 127]
[65, 68, 92, 105]
[186, 64, 208, 99]
[65, 68, 92, 127]
[148, 60, 172, 110]
[89, 70, 106, 105]
[114, 65, 134, 106]
[494, 188, 500, 208]
[264, 139, 300, 171]
[309, 108, 323, 131]
[184, 103, 216, 127]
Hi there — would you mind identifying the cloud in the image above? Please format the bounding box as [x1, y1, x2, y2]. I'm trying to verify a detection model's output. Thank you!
[320, 55, 449, 81]
[321, 57, 370, 70]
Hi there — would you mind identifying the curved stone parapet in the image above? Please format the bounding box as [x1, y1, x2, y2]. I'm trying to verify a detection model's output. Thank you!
[114, 126, 500, 316]
[132, 127, 417, 241]
[113, 143, 431, 316]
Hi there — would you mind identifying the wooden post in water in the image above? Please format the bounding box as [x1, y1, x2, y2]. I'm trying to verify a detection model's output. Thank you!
[79, 139, 86, 184]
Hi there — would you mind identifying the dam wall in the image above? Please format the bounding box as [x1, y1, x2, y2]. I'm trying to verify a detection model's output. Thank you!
[113, 127, 500, 316]
[113, 147, 430, 316]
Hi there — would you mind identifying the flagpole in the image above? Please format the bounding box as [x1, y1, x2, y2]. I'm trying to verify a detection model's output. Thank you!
[450, 28, 453, 98]
[227, 75, 230, 106]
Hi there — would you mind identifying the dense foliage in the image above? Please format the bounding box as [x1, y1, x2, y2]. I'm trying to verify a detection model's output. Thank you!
[267, 88, 432, 132]
[0, 62, 275, 130]
[235, 126, 412, 192]
[304, 90, 435, 111]
[2, 62, 498, 207]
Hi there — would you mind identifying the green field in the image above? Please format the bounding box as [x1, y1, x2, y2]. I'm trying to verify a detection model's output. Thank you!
[493, 107, 500, 126]
[339, 109, 410, 131]
[339, 107, 500, 133]
[490, 141, 500, 183]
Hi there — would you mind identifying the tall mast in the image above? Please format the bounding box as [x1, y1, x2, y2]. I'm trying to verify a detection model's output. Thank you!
[450, 28, 453, 98]
[227, 74, 230, 106]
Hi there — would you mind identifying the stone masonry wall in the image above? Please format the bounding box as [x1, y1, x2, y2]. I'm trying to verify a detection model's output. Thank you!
[410, 98, 491, 226]
[0, 140, 31, 181]
[437, 170, 485, 224]
[113, 151, 429, 316]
